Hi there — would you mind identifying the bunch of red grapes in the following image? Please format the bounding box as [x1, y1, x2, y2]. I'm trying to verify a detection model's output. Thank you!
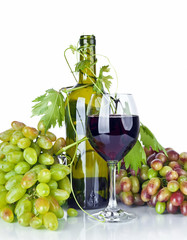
[116, 147, 187, 215]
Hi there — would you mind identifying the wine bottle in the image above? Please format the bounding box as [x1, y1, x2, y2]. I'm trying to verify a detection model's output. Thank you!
[65, 35, 108, 209]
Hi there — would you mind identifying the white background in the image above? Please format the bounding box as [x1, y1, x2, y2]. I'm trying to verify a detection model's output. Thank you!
[0, 0, 187, 153]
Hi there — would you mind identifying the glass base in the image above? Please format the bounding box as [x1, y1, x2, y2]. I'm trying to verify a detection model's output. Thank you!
[89, 208, 137, 223]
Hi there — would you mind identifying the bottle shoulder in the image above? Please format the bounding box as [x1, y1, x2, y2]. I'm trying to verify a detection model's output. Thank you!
[67, 84, 94, 102]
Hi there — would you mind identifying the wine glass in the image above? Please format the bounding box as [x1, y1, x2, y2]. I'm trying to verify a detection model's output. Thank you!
[86, 93, 140, 222]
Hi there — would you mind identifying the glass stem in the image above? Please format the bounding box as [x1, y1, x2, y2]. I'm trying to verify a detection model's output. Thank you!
[107, 161, 118, 210]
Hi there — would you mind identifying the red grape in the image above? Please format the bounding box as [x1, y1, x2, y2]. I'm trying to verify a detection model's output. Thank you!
[157, 187, 171, 202]
[147, 153, 156, 166]
[180, 201, 187, 216]
[120, 191, 134, 206]
[141, 187, 151, 202]
[167, 150, 179, 161]
[133, 193, 145, 206]
[155, 152, 167, 164]
[116, 169, 127, 182]
[168, 161, 181, 170]
[144, 146, 154, 158]
[179, 152, 187, 163]
[179, 181, 187, 195]
[165, 170, 178, 181]
[147, 178, 161, 196]
[148, 194, 158, 207]
[166, 200, 179, 214]
[170, 191, 184, 206]
[120, 177, 131, 192]
[151, 159, 163, 171]
[174, 168, 187, 177]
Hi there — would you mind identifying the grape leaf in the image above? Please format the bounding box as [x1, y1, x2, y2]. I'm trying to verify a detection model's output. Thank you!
[140, 123, 167, 155]
[75, 60, 91, 72]
[32, 89, 65, 131]
[124, 140, 146, 174]
[93, 65, 113, 94]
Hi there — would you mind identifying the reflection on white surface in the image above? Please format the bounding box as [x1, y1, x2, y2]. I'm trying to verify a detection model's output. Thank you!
[0, 203, 186, 240]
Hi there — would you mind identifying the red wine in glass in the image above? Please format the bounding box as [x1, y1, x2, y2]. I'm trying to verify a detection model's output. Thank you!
[87, 114, 139, 162]
[86, 93, 139, 222]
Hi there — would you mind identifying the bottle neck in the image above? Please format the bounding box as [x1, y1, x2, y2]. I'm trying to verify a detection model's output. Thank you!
[79, 45, 96, 85]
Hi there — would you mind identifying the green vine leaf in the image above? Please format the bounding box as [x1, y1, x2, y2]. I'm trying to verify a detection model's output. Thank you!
[32, 89, 65, 131]
[140, 123, 167, 155]
[124, 140, 146, 174]
[93, 65, 113, 94]
[75, 60, 91, 72]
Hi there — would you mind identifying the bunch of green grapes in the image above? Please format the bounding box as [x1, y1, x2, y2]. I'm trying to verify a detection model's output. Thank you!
[0, 121, 77, 231]
[116, 147, 187, 216]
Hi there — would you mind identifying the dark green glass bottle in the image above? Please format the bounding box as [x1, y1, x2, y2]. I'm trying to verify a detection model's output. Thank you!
[65, 35, 108, 209]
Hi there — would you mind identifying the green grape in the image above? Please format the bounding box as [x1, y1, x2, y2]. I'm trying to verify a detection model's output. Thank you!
[32, 199, 38, 215]
[5, 170, 17, 180]
[58, 176, 71, 194]
[43, 212, 58, 231]
[30, 142, 41, 157]
[51, 164, 70, 175]
[178, 175, 187, 183]
[45, 131, 56, 142]
[50, 168, 66, 181]
[0, 190, 7, 208]
[167, 180, 180, 192]
[148, 168, 158, 179]
[10, 131, 24, 145]
[21, 171, 37, 189]
[58, 200, 66, 206]
[38, 169, 51, 183]
[18, 212, 34, 227]
[14, 161, 31, 174]
[7, 151, 24, 164]
[5, 174, 23, 191]
[1, 144, 20, 155]
[140, 165, 149, 181]
[0, 185, 6, 193]
[11, 121, 25, 131]
[0, 129, 14, 142]
[0, 171, 6, 184]
[48, 195, 64, 218]
[6, 184, 26, 204]
[35, 197, 50, 214]
[29, 164, 46, 175]
[0, 142, 9, 151]
[42, 147, 54, 156]
[17, 138, 31, 149]
[38, 153, 54, 165]
[155, 201, 166, 214]
[36, 183, 50, 197]
[37, 136, 53, 150]
[67, 208, 78, 217]
[142, 180, 149, 189]
[0, 161, 15, 172]
[23, 147, 37, 165]
[53, 137, 66, 154]
[159, 166, 172, 177]
[0, 206, 14, 223]
[22, 126, 38, 140]
[48, 180, 58, 190]
[129, 176, 140, 194]
[30, 216, 42, 229]
[51, 189, 69, 202]
[37, 120, 46, 134]
[15, 196, 32, 218]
